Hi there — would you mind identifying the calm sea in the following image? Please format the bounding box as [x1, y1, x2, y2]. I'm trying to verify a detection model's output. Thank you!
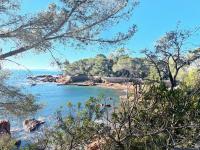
[4, 69, 120, 142]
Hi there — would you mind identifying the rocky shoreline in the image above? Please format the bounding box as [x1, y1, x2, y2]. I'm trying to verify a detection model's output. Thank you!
[27, 74, 140, 91]
[0, 119, 45, 148]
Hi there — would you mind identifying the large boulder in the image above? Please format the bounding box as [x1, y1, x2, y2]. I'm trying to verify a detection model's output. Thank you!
[23, 119, 45, 132]
[71, 74, 89, 82]
[0, 120, 10, 136]
[90, 76, 102, 83]
[56, 75, 72, 84]
[0, 120, 21, 148]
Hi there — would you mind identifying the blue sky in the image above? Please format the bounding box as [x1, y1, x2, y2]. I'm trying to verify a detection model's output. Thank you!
[4, 0, 200, 70]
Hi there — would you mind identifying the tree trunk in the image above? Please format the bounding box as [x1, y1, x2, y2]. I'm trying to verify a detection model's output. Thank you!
[116, 142, 125, 150]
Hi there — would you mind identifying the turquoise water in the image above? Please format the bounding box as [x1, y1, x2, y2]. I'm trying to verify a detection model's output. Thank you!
[5, 70, 120, 141]
[8, 70, 119, 116]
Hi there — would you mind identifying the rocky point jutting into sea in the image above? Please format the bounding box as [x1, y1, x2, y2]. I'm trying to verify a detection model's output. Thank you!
[27, 73, 143, 90]
[3, 70, 121, 147]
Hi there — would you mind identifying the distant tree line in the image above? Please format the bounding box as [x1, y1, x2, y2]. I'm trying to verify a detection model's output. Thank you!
[63, 42, 200, 87]
[63, 48, 149, 78]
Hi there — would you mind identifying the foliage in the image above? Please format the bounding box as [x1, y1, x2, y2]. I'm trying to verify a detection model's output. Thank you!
[64, 52, 148, 78]
[130, 83, 200, 149]
[39, 97, 105, 150]
[178, 67, 200, 88]
[112, 56, 133, 73]
[26, 80, 199, 150]
[146, 66, 160, 81]
[0, 71, 40, 115]
[0, 1, 140, 148]
[108, 48, 129, 62]
[0, 0, 138, 60]
[143, 27, 200, 89]
[0, 135, 17, 150]
[90, 54, 113, 77]
[0, 0, 139, 115]
[32, 27, 200, 150]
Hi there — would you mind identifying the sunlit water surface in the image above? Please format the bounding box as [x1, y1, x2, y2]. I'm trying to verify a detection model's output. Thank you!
[3, 70, 120, 144]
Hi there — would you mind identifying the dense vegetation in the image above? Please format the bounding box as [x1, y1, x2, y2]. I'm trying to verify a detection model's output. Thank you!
[15, 29, 199, 150]
[23, 65, 200, 150]
[63, 48, 149, 78]
[37, 83, 200, 150]
[0, 0, 200, 150]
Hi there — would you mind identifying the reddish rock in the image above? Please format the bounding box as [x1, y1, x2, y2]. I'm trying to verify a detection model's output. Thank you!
[0, 120, 10, 136]
[56, 75, 71, 84]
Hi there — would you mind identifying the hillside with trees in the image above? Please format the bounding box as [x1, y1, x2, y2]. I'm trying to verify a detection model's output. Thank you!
[0, 0, 200, 150]
[31, 28, 200, 150]
[63, 48, 149, 78]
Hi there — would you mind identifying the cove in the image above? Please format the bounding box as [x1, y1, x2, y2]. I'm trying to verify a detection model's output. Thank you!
[5, 70, 120, 142]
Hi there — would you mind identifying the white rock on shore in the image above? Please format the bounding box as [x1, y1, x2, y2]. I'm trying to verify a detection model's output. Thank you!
[23, 119, 45, 132]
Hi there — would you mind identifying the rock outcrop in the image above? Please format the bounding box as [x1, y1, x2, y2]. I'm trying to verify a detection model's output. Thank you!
[23, 119, 45, 132]
[0, 120, 21, 147]
[27, 74, 102, 86]
[70, 74, 89, 82]
[71, 81, 95, 86]
[102, 77, 142, 84]
[27, 75, 58, 83]
[91, 76, 102, 83]
[0, 120, 10, 136]
[56, 75, 72, 84]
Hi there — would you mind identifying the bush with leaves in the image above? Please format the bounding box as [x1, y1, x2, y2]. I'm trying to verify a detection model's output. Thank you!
[29, 80, 200, 150]
[31, 97, 107, 150]
[0, 135, 17, 150]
